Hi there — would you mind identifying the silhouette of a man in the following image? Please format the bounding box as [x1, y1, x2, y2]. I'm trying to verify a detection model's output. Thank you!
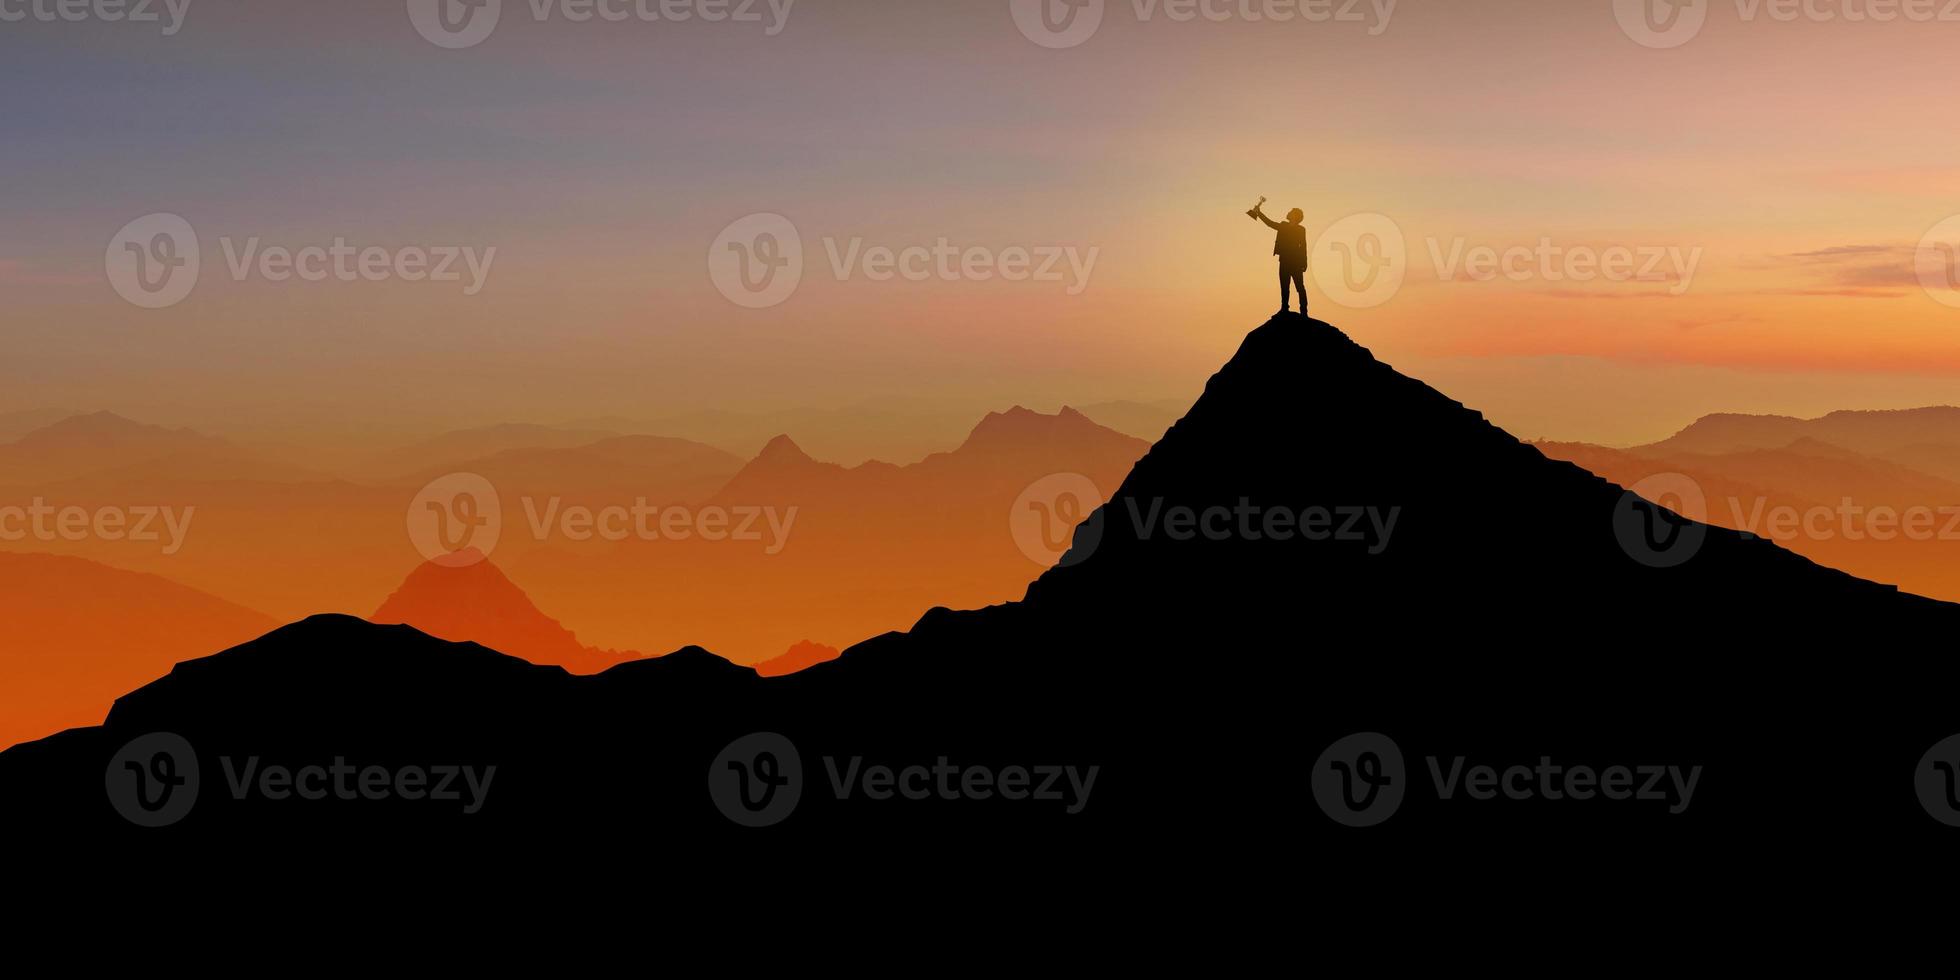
[1251, 205, 1309, 315]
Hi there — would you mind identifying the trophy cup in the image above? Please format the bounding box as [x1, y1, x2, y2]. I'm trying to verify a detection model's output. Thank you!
[1246, 196, 1267, 220]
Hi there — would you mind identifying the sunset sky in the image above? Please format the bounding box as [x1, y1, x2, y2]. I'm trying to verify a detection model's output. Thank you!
[6, 0, 1960, 450]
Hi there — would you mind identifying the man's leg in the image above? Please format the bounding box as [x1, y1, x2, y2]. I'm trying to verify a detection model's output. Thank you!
[1290, 269, 1307, 314]
[1279, 267, 1292, 312]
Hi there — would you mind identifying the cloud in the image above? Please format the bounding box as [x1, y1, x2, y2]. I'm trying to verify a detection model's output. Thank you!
[1781, 245, 1909, 260]
[1761, 288, 1910, 300]
[1765, 243, 1921, 297]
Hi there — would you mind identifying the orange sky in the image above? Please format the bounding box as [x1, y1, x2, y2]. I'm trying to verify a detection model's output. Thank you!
[4, 0, 1960, 449]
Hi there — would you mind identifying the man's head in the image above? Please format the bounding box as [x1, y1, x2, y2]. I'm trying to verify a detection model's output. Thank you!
[1286, 208, 1304, 224]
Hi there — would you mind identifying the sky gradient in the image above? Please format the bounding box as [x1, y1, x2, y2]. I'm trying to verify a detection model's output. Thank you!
[6, 0, 1960, 451]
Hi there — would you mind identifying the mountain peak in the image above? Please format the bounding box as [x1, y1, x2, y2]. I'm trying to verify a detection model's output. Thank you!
[17, 411, 154, 443]
[1023, 312, 1947, 619]
[960, 404, 1106, 452]
[754, 639, 842, 677]
[755, 433, 813, 465]
[372, 555, 627, 674]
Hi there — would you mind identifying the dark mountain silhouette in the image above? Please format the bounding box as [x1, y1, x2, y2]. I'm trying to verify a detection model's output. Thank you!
[8, 316, 1960, 884]
[369, 551, 637, 674]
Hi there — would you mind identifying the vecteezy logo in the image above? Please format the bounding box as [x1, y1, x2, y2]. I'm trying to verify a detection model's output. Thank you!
[1312, 732, 1406, 827]
[1312, 212, 1406, 309]
[709, 732, 803, 827]
[1613, 0, 1708, 49]
[105, 732, 200, 828]
[1915, 733, 1960, 827]
[406, 472, 501, 566]
[1916, 215, 1960, 310]
[1009, 0, 1105, 49]
[708, 212, 804, 309]
[106, 213, 200, 309]
[1613, 472, 1708, 568]
[408, 0, 502, 49]
[1009, 472, 1106, 568]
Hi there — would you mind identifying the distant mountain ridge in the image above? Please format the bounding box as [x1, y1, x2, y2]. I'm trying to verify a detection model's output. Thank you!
[0, 412, 309, 486]
[1637, 406, 1960, 482]
[509, 403, 1154, 661]
[713, 405, 1147, 507]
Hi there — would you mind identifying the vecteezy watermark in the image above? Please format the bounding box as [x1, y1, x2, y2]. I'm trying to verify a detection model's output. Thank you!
[106, 732, 200, 828]
[105, 213, 496, 309]
[1010, 474, 1402, 567]
[0, 0, 191, 35]
[1311, 732, 1406, 827]
[1616, 0, 1960, 49]
[1917, 215, 1960, 310]
[1613, 0, 1711, 47]
[1126, 498, 1401, 554]
[1293, 214, 1700, 309]
[708, 731, 803, 827]
[1009, 0, 1397, 49]
[1727, 497, 1960, 542]
[825, 757, 1098, 813]
[408, 0, 796, 50]
[709, 212, 1100, 309]
[407, 472, 799, 565]
[1616, 471, 1960, 568]
[1010, 472, 1108, 567]
[1312, 212, 1406, 309]
[105, 213, 199, 309]
[1430, 237, 1704, 296]
[1916, 733, 1960, 827]
[106, 734, 497, 827]
[0, 499, 195, 555]
[1424, 756, 1702, 813]
[1614, 473, 1710, 568]
[408, 472, 503, 566]
[709, 732, 1100, 828]
[221, 757, 496, 814]
[1312, 732, 1704, 827]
